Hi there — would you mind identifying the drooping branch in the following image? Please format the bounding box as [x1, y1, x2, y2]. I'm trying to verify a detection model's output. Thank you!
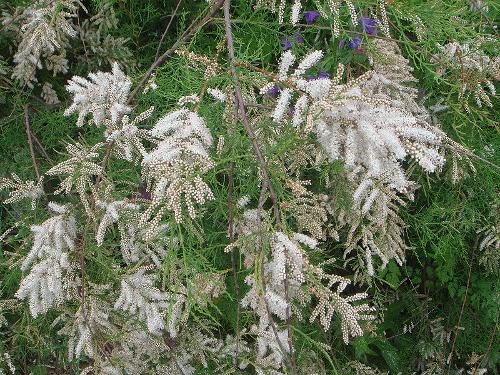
[222, 1, 296, 373]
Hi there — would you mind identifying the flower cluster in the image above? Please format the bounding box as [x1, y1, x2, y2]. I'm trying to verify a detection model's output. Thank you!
[10, 0, 80, 86]
[141, 106, 215, 223]
[64, 62, 132, 127]
[434, 38, 499, 111]
[233, 208, 373, 372]
[46, 142, 103, 215]
[114, 267, 169, 335]
[0, 174, 44, 209]
[263, 48, 446, 273]
[15, 202, 77, 317]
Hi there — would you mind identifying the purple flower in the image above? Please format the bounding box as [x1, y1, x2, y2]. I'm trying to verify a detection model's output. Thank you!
[306, 71, 330, 81]
[348, 36, 362, 49]
[282, 36, 292, 50]
[361, 17, 377, 35]
[304, 10, 320, 24]
[267, 85, 281, 97]
[339, 39, 347, 48]
[317, 71, 330, 79]
[293, 34, 304, 43]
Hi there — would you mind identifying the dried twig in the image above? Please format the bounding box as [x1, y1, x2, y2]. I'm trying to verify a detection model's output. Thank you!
[23, 105, 40, 180]
[155, 0, 183, 61]
[227, 160, 241, 367]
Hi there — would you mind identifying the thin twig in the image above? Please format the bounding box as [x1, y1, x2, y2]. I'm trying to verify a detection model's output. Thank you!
[155, 0, 183, 61]
[227, 160, 241, 368]
[473, 311, 498, 373]
[23, 106, 40, 180]
[447, 238, 477, 371]
[244, 103, 274, 110]
[222, 1, 297, 373]
[25, 106, 55, 163]
[30, 130, 53, 163]
[92, 144, 113, 194]
[444, 139, 500, 171]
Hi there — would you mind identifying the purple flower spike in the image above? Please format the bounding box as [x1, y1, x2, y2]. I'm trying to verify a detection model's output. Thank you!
[307, 71, 330, 81]
[361, 17, 378, 35]
[304, 10, 320, 24]
[348, 36, 362, 49]
[339, 39, 347, 48]
[282, 36, 292, 50]
[267, 85, 281, 97]
[293, 34, 304, 43]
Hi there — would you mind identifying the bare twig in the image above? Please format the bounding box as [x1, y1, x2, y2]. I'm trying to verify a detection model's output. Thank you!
[30, 131, 53, 163]
[244, 103, 273, 110]
[155, 0, 183, 61]
[25, 106, 55, 163]
[223, 1, 296, 373]
[93, 143, 112, 189]
[227, 161, 241, 368]
[23, 106, 40, 180]
[444, 139, 500, 171]
[447, 238, 477, 371]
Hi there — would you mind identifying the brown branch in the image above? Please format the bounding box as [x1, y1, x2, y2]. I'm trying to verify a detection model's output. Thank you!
[223, 1, 296, 373]
[93, 143, 113, 190]
[23, 105, 40, 180]
[227, 161, 241, 368]
[155, 0, 183, 61]
[30, 130, 53, 164]
[235, 59, 305, 95]
[25, 106, 55, 164]
[444, 139, 500, 171]
[127, 0, 224, 105]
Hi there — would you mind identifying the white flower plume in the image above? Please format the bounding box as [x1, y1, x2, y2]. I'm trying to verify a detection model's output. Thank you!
[64, 62, 131, 127]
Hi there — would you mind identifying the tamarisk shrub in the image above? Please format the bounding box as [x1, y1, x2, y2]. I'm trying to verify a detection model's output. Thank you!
[0, 0, 498, 374]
